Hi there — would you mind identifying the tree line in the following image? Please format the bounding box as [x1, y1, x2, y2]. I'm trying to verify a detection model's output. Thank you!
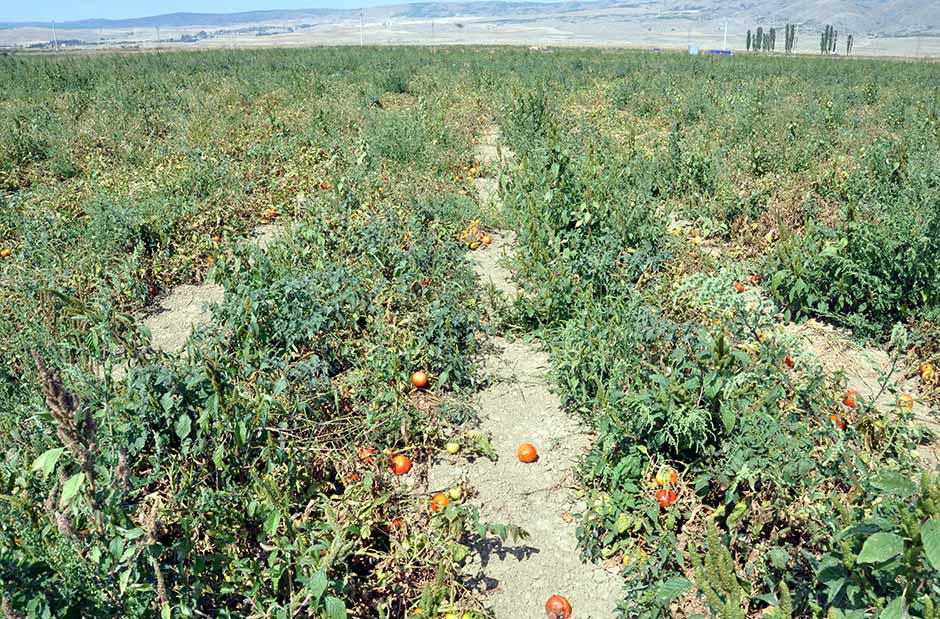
[745, 23, 854, 55]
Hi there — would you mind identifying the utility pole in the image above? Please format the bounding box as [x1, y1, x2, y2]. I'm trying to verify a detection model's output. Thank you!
[359, 10, 364, 46]
[723, 19, 727, 50]
[51, 21, 59, 51]
[156, 26, 160, 42]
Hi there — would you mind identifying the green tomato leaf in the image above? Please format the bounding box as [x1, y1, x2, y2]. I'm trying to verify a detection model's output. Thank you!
[175, 414, 192, 440]
[615, 512, 632, 534]
[720, 404, 737, 433]
[767, 547, 789, 570]
[123, 527, 145, 540]
[31, 447, 65, 478]
[727, 501, 748, 528]
[263, 510, 281, 537]
[324, 596, 347, 619]
[879, 596, 905, 619]
[60, 472, 85, 507]
[857, 532, 904, 564]
[118, 566, 134, 594]
[653, 576, 693, 604]
[869, 471, 916, 497]
[922, 518, 940, 572]
[309, 569, 328, 600]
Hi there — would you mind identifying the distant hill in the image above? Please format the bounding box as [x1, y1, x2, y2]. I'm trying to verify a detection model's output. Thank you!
[2, 0, 938, 37]
[0, 9, 343, 30]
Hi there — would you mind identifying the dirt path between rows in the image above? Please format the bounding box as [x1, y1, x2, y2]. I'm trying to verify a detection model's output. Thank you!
[141, 223, 282, 353]
[428, 126, 622, 617]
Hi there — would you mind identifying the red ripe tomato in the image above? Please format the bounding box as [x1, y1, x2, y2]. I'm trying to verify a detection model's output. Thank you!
[358, 447, 377, 464]
[843, 390, 857, 408]
[784, 354, 795, 369]
[390, 455, 412, 475]
[545, 595, 572, 619]
[733, 281, 746, 293]
[750, 274, 762, 286]
[656, 489, 677, 507]
[320, 182, 330, 190]
[829, 413, 846, 430]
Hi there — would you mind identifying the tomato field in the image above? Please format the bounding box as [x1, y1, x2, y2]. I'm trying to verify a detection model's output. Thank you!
[1, 46, 939, 618]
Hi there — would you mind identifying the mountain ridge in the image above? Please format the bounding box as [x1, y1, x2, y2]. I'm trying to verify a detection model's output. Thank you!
[1, 0, 937, 35]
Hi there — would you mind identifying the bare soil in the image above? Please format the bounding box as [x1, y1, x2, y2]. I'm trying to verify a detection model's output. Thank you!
[142, 284, 224, 353]
[471, 231, 518, 301]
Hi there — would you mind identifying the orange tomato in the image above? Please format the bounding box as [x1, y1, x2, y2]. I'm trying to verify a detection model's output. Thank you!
[655, 466, 678, 486]
[390, 455, 412, 475]
[359, 447, 377, 464]
[411, 371, 428, 389]
[0, 247, 11, 258]
[206, 256, 215, 266]
[545, 595, 572, 619]
[517, 443, 538, 463]
[733, 281, 746, 293]
[829, 413, 846, 430]
[431, 492, 451, 511]
[898, 393, 914, 410]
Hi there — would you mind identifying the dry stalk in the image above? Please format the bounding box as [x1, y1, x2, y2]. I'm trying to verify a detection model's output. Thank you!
[143, 498, 169, 609]
[32, 352, 102, 531]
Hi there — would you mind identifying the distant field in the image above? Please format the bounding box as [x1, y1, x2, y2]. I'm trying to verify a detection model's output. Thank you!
[3, 16, 940, 58]
[1, 47, 939, 618]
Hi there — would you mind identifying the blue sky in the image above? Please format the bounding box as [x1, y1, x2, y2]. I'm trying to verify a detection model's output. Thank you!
[3, 0, 416, 23]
